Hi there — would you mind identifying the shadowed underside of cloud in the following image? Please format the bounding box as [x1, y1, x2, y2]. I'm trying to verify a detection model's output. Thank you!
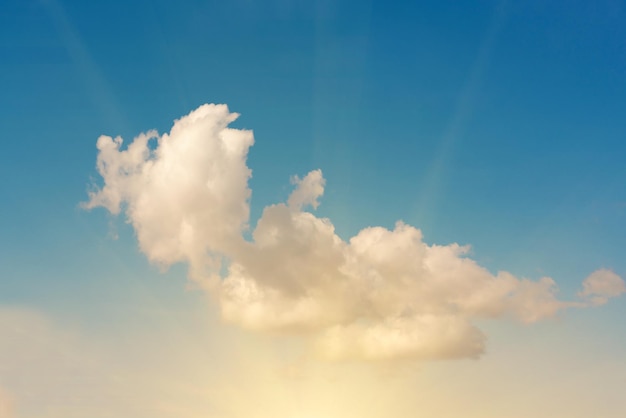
[84, 104, 625, 362]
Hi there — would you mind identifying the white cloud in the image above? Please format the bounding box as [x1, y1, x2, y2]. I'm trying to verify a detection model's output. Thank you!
[83, 104, 254, 287]
[579, 268, 626, 306]
[85, 103, 625, 361]
[287, 170, 325, 210]
[318, 315, 486, 361]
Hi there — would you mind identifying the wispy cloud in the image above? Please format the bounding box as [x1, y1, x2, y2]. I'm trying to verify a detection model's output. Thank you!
[84, 104, 625, 361]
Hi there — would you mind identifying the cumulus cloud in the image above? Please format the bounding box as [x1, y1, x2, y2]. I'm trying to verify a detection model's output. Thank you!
[84, 104, 625, 362]
[83, 104, 253, 286]
[579, 269, 626, 306]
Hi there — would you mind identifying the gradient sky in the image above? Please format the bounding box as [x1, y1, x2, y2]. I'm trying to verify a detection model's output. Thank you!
[1, 0, 626, 417]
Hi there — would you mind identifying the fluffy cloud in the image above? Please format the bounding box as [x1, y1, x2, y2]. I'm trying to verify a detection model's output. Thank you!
[579, 268, 626, 306]
[84, 104, 253, 286]
[85, 104, 625, 361]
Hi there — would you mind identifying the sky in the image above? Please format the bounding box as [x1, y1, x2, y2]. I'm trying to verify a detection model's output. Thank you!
[1, 0, 626, 417]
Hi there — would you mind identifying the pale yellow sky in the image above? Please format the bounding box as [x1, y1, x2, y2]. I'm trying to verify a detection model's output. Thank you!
[1, 301, 624, 418]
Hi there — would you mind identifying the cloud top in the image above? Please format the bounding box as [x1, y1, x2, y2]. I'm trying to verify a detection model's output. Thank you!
[84, 104, 253, 286]
[85, 104, 625, 361]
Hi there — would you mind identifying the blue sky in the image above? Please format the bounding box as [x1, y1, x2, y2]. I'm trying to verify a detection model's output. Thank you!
[1, 1, 625, 417]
